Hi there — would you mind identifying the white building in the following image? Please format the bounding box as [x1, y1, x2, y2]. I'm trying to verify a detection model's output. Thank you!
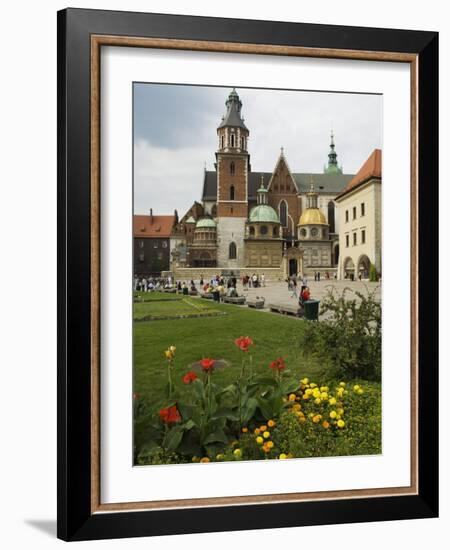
[335, 149, 382, 280]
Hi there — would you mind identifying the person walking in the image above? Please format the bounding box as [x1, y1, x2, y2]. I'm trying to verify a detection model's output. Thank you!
[317, 271, 321, 282]
[300, 275, 308, 295]
[261, 273, 265, 287]
[290, 276, 298, 298]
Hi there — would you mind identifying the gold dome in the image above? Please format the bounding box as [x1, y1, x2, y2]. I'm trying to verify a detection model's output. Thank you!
[298, 208, 328, 226]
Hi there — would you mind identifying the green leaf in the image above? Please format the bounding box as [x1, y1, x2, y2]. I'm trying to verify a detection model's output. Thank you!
[257, 397, 273, 420]
[255, 376, 278, 387]
[281, 379, 300, 395]
[211, 408, 239, 421]
[165, 428, 183, 451]
[203, 429, 228, 445]
[241, 397, 258, 424]
[183, 419, 196, 430]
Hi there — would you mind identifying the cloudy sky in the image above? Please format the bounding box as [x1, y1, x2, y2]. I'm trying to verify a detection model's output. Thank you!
[134, 83, 382, 216]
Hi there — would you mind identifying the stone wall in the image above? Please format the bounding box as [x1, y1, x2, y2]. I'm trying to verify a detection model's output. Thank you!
[216, 217, 247, 268]
[169, 266, 285, 281]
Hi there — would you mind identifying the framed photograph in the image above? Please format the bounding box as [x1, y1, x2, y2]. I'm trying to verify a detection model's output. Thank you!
[57, 8, 438, 541]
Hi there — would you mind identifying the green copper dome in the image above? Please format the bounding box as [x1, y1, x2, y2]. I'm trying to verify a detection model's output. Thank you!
[248, 204, 280, 224]
[195, 217, 217, 229]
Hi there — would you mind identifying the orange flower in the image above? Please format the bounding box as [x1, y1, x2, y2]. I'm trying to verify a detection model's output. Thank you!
[234, 336, 254, 352]
[200, 358, 216, 372]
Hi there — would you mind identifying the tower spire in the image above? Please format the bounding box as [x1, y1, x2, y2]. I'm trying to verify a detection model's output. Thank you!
[324, 130, 343, 174]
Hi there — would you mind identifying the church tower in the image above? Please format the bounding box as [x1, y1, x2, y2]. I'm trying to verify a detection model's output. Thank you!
[323, 131, 343, 174]
[215, 89, 250, 267]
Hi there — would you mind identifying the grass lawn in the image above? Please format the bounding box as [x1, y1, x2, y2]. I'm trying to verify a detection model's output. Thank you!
[134, 294, 325, 404]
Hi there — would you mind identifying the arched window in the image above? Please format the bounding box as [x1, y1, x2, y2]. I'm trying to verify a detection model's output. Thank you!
[230, 185, 235, 200]
[241, 136, 245, 149]
[230, 161, 235, 175]
[328, 201, 335, 233]
[279, 200, 288, 227]
[231, 134, 235, 147]
[221, 135, 224, 149]
[229, 242, 237, 260]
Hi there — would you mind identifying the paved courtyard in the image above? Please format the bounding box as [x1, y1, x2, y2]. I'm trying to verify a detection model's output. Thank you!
[231, 279, 381, 319]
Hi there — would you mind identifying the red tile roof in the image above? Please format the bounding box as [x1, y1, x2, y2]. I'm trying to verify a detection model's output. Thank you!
[336, 149, 382, 200]
[133, 214, 175, 238]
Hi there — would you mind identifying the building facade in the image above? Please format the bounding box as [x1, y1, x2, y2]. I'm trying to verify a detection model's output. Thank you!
[135, 89, 381, 279]
[335, 149, 382, 279]
[133, 211, 176, 275]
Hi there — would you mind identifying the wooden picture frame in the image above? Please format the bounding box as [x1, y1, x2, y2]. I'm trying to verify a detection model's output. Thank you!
[57, 8, 438, 541]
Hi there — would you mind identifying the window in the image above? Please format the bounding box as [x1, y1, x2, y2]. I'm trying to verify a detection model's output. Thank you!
[310, 227, 318, 237]
[230, 161, 235, 175]
[162, 241, 168, 248]
[361, 202, 365, 216]
[249, 226, 255, 236]
[353, 233, 357, 246]
[241, 136, 245, 149]
[229, 242, 237, 260]
[221, 135, 224, 149]
[353, 206, 357, 220]
[345, 234, 349, 247]
[361, 229, 366, 244]
[153, 241, 158, 248]
[345, 210, 349, 223]
[260, 225, 268, 235]
[300, 228, 307, 238]
[139, 253, 144, 262]
[279, 200, 287, 227]
[230, 134, 235, 147]
[328, 201, 335, 233]
[229, 185, 235, 200]
[139, 240, 144, 248]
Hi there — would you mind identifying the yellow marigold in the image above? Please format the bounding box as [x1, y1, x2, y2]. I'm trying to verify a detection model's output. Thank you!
[330, 410, 337, 419]
[268, 419, 276, 428]
[337, 420, 345, 428]
[254, 428, 261, 435]
[301, 378, 309, 385]
[302, 394, 310, 400]
[266, 441, 274, 449]
[312, 415, 322, 424]
[242, 427, 248, 433]
[279, 453, 287, 460]
[216, 454, 224, 460]
[322, 421, 330, 429]
[200, 457, 210, 463]
[310, 383, 317, 388]
[357, 388, 364, 395]
[320, 392, 328, 400]
[260, 425, 267, 432]
[164, 350, 174, 360]
[339, 382, 346, 387]
[338, 408, 344, 416]
[312, 389, 321, 398]
[320, 386, 329, 392]
[299, 416, 306, 423]
[233, 448, 242, 458]
[305, 388, 313, 396]
[353, 384, 360, 391]
[256, 436, 264, 445]
[169, 345, 176, 353]
[292, 403, 301, 411]
[329, 397, 337, 405]
[262, 444, 271, 453]
[288, 393, 297, 402]
[314, 398, 321, 405]
[192, 456, 200, 463]
[263, 431, 270, 439]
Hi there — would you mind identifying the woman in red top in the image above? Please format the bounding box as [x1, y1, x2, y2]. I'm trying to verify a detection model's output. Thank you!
[300, 286, 311, 305]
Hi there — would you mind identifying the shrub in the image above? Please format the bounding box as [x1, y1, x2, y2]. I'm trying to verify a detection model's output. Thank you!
[369, 263, 378, 282]
[299, 286, 381, 381]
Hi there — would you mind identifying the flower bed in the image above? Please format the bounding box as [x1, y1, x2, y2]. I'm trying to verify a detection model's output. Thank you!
[134, 337, 381, 465]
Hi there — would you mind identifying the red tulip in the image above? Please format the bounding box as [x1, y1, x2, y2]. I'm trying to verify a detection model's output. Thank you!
[234, 336, 254, 352]
[269, 358, 286, 371]
[200, 358, 216, 372]
[159, 405, 181, 424]
[182, 371, 198, 384]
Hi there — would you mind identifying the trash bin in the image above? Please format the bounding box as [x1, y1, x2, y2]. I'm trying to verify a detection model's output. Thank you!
[303, 299, 320, 321]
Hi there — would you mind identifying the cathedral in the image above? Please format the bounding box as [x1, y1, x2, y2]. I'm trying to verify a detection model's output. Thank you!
[168, 88, 356, 278]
